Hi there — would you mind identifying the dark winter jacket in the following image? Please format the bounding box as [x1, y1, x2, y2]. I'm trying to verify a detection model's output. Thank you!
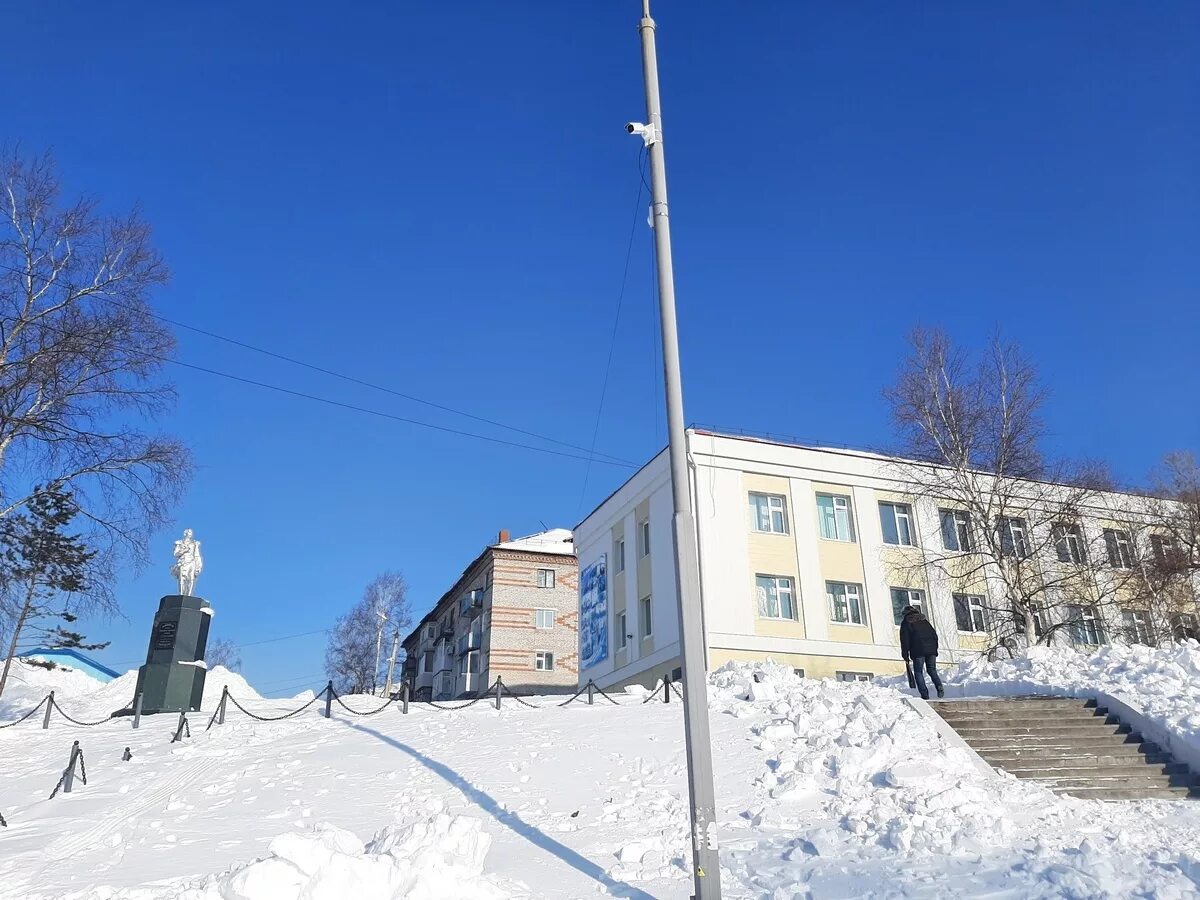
[899, 610, 939, 660]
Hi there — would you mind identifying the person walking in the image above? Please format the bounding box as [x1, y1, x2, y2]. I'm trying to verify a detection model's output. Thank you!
[899, 605, 944, 700]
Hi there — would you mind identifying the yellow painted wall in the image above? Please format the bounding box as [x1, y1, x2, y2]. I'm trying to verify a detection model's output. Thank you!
[709, 647, 907, 679]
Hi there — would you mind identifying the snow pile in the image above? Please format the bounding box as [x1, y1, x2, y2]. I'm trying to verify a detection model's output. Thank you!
[0, 658, 112, 717]
[886, 642, 1200, 756]
[708, 661, 1200, 897]
[105, 815, 502, 900]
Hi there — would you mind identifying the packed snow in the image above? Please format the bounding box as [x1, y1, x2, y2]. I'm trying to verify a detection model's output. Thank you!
[2, 654, 1200, 898]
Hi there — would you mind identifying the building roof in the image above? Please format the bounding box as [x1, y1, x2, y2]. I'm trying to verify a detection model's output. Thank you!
[492, 528, 575, 556]
[18, 647, 121, 680]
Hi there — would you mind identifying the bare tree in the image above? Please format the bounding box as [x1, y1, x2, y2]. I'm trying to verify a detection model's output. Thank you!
[325, 572, 411, 694]
[884, 329, 1128, 653]
[0, 150, 190, 580]
[205, 637, 242, 672]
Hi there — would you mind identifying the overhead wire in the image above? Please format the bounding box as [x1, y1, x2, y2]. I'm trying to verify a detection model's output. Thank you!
[0, 259, 634, 467]
[576, 149, 650, 515]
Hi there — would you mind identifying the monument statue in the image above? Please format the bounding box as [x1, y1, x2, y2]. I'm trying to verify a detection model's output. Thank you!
[171, 528, 203, 597]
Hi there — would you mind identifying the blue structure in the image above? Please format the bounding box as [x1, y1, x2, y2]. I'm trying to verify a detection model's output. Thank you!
[18, 648, 121, 683]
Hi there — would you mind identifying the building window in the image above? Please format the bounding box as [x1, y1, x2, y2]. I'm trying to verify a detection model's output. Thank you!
[535, 651, 554, 671]
[940, 509, 972, 552]
[878, 502, 915, 546]
[793, 668, 806, 678]
[639, 519, 651, 558]
[640, 595, 653, 638]
[889, 587, 925, 625]
[817, 494, 856, 542]
[1152, 534, 1184, 569]
[827, 581, 866, 626]
[617, 611, 628, 649]
[1121, 609, 1152, 645]
[1105, 529, 1135, 569]
[423, 624, 436, 641]
[755, 575, 797, 620]
[1053, 523, 1086, 564]
[423, 650, 435, 672]
[616, 539, 626, 573]
[953, 594, 988, 633]
[1067, 605, 1105, 646]
[749, 493, 789, 534]
[460, 651, 480, 675]
[536, 568, 555, 589]
[534, 608, 555, 629]
[1171, 613, 1198, 641]
[671, 667, 682, 681]
[997, 517, 1030, 559]
[836, 671, 873, 682]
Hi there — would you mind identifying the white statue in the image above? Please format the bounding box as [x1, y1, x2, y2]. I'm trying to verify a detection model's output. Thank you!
[171, 529, 203, 596]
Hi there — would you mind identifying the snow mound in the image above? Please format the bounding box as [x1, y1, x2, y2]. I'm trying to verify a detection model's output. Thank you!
[106, 815, 502, 900]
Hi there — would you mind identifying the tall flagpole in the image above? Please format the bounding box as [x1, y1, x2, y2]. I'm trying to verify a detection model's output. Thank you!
[631, 2, 722, 896]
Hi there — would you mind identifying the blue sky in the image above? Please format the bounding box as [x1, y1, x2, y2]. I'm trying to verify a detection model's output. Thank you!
[3, 2, 1197, 695]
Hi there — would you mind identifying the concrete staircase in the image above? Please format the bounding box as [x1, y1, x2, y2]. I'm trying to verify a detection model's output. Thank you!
[930, 696, 1200, 800]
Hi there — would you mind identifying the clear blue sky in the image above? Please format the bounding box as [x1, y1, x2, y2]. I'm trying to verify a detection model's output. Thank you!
[3, 2, 1197, 695]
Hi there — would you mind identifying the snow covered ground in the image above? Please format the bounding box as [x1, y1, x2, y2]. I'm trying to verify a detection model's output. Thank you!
[2, 655, 1199, 898]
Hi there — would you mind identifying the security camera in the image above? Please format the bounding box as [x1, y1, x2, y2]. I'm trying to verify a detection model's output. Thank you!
[625, 121, 658, 147]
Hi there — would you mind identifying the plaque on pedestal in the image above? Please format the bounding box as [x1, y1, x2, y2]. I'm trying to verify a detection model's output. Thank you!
[131, 595, 212, 713]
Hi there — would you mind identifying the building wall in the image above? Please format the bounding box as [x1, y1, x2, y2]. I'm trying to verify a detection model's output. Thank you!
[575, 431, 1197, 690]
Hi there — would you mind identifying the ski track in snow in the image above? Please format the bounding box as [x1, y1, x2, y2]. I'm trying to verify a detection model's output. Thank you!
[3, 654, 1200, 897]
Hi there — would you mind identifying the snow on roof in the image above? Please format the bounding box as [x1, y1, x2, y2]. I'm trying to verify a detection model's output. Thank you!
[492, 527, 575, 556]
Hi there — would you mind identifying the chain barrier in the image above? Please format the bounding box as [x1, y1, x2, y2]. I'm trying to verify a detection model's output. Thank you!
[0, 809, 6, 827]
[77, 748, 88, 785]
[226, 692, 323, 722]
[51, 697, 114, 727]
[331, 692, 397, 717]
[642, 678, 665, 703]
[670, 681, 684, 700]
[423, 694, 489, 712]
[557, 680, 621, 707]
[0, 696, 48, 729]
[499, 682, 540, 709]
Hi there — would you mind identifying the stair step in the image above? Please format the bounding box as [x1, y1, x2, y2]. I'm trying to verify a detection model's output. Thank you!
[954, 722, 1129, 736]
[1001, 762, 1190, 779]
[1051, 785, 1199, 800]
[1029, 772, 1199, 789]
[939, 713, 1108, 728]
[979, 749, 1172, 766]
[930, 699, 1089, 711]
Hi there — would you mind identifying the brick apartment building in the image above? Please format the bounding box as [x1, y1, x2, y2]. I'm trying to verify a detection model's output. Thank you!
[401, 529, 579, 699]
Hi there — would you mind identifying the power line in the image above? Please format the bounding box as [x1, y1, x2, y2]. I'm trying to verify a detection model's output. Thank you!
[0, 259, 633, 467]
[239, 628, 330, 648]
[576, 151, 649, 515]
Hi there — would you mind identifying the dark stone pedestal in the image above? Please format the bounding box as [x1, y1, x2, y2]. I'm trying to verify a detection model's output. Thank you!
[128, 595, 212, 714]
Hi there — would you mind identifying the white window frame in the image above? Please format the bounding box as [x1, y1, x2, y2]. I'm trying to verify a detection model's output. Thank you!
[749, 492, 789, 535]
[1171, 613, 1197, 640]
[817, 493, 856, 542]
[1054, 523, 1086, 565]
[998, 516, 1030, 559]
[616, 538, 626, 573]
[640, 595, 653, 638]
[827, 581, 866, 626]
[639, 519, 651, 558]
[889, 587, 925, 625]
[940, 509, 972, 552]
[534, 608, 555, 629]
[1068, 604, 1105, 646]
[953, 593, 988, 633]
[617, 611, 628, 650]
[1104, 529, 1135, 569]
[1121, 608, 1152, 645]
[536, 568, 555, 589]
[878, 501, 915, 547]
[755, 574, 797, 621]
[534, 651, 554, 672]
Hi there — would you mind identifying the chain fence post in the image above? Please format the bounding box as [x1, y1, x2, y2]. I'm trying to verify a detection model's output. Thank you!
[172, 708, 189, 743]
[218, 686, 228, 726]
[122, 746, 132, 761]
[133, 692, 143, 730]
[663, 675, 670, 704]
[494, 677, 502, 710]
[324, 681, 333, 719]
[401, 682, 409, 715]
[43, 691, 55, 729]
[63, 741, 80, 794]
[587, 680, 595, 706]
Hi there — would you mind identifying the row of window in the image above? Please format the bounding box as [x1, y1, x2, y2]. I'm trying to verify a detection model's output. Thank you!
[424, 649, 558, 676]
[615, 596, 655, 650]
[614, 520, 653, 574]
[750, 491, 1182, 569]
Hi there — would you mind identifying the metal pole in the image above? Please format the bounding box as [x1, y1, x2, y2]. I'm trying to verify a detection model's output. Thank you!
[324, 680, 333, 719]
[401, 681, 409, 715]
[634, 3, 721, 894]
[494, 676, 502, 710]
[218, 686, 228, 726]
[384, 631, 400, 697]
[63, 741, 79, 794]
[587, 681, 595, 706]
[43, 691, 54, 729]
[132, 692, 143, 730]
[373, 607, 387, 695]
